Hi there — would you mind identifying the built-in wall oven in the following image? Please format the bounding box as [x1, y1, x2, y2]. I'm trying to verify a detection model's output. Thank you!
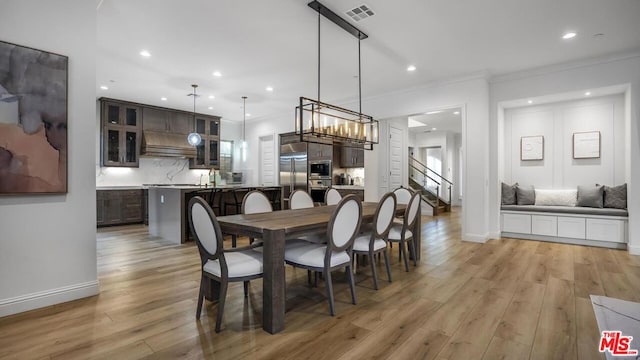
[309, 178, 332, 203]
[309, 160, 331, 178]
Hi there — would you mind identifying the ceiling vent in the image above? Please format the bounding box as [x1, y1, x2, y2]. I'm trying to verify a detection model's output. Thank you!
[345, 4, 374, 22]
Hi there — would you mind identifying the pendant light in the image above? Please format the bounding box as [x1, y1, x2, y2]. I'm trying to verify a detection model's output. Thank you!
[241, 96, 247, 163]
[295, 1, 379, 150]
[187, 84, 202, 146]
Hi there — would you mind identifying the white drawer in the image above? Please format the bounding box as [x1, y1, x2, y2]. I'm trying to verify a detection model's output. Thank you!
[502, 213, 531, 234]
[557, 216, 585, 239]
[531, 215, 557, 236]
[586, 218, 626, 243]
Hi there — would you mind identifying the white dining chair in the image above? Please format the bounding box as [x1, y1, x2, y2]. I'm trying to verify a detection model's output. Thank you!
[352, 192, 396, 289]
[188, 196, 263, 332]
[388, 191, 421, 272]
[290, 189, 314, 209]
[284, 195, 362, 316]
[392, 186, 413, 225]
[242, 190, 273, 214]
[325, 187, 342, 206]
[242, 190, 273, 249]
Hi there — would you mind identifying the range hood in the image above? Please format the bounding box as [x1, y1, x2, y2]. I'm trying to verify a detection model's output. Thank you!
[141, 131, 197, 158]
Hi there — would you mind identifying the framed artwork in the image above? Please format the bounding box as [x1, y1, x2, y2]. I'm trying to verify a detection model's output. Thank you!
[573, 131, 601, 159]
[0, 40, 68, 194]
[520, 135, 544, 161]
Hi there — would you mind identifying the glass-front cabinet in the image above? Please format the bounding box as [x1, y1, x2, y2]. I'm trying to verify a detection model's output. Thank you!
[101, 100, 141, 167]
[190, 115, 221, 169]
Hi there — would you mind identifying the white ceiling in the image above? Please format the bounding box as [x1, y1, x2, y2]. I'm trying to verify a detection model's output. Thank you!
[409, 108, 462, 134]
[97, 0, 640, 122]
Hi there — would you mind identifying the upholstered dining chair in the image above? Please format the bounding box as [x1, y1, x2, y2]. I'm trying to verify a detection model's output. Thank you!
[284, 195, 362, 316]
[388, 191, 421, 272]
[352, 192, 397, 289]
[290, 189, 314, 209]
[242, 190, 273, 248]
[325, 187, 342, 206]
[392, 186, 414, 226]
[188, 196, 263, 332]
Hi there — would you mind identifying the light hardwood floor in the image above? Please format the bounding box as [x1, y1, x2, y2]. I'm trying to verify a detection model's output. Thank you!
[1, 209, 639, 359]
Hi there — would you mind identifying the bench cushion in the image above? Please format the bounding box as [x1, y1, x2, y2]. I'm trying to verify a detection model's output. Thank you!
[501, 205, 628, 217]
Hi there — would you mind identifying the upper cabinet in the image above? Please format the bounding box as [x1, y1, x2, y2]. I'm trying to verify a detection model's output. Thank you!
[101, 100, 141, 167]
[189, 115, 221, 169]
[100, 98, 222, 168]
[340, 146, 364, 168]
[307, 142, 332, 161]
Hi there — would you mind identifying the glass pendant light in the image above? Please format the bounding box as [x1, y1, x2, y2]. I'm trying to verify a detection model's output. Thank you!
[187, 84, 202, 146]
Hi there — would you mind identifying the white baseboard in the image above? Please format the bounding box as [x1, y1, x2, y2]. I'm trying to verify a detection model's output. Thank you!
[463, 233, 488, 243]
[487, 231, 501, 240]
[628, 244, 640, 255]
[0, 280, 99, 318]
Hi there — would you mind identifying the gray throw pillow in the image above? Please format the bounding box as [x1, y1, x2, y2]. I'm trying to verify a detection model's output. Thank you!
[577, 185, 604, 208]
[501, 182, 518, 205]
[603, 183, 627, 209]
[516, 185, 535, 205]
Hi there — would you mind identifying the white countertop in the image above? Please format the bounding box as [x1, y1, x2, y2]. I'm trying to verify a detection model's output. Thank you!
[332, 185, 365, 190]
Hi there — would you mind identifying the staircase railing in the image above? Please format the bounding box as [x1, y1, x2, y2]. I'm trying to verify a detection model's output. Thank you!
[408, 155, 453, 212]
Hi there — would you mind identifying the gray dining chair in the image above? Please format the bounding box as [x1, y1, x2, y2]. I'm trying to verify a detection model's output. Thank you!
[388, 191, 421, 271]
[352, 192, 396, 289]
[188, 196, 263, 332]
[284, 195, 362, 316]
[242, 190, 273, 249]
[290, 189, 314, 209]
[325, 187, 342, 206]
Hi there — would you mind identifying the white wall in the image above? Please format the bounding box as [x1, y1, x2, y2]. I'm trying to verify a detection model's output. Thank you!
[95, 120, 242, 186]
[0, 0, 98, 316]
[490, 53, 640, 254]
[504, 94, 625, 188]
[246, 76, 491, 242]
[411, 130, 460, 204]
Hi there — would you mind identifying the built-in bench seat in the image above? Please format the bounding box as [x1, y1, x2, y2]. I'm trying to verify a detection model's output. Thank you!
[500, 205, 628, 249]
[500, 205, 628, 217]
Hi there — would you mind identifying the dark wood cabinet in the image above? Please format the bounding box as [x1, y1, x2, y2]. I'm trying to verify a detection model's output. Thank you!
[142, 107, 192, 134]
[97, 189, 144, 227]
[308, 142, 332, 161]
[336, 188, 364, 202]
[340, 146, 364, 168]
[190, 116, 221, 169]
[101, 100, 141, 167]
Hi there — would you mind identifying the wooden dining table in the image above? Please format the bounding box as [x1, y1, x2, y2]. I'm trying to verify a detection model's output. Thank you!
[215, 201, 420, 334]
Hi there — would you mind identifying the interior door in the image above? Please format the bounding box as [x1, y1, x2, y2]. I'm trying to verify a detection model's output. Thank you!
[259, 135, 276, 185]
[389, 125, 403, 190]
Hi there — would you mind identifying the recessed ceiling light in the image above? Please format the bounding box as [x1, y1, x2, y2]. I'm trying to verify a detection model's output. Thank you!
[140, 50, 151, 57]
[562, 32, 577, 40]
[432, 127, 437, 131]
[246, 113, 252, 117]
[208, 106, 213, 110]
[426, 110, 442, 115]
[208, 95, 215, 99]
[407, 65, 416, 72]
[100, 85, 108, 90]
[585, 91, 591, 96]
[453, 111, 460, 115]
[266, 86, 274, 92]
[527, 100, 533, 104]
[160, 97, 167, 101]
[212, 71, 222, 77]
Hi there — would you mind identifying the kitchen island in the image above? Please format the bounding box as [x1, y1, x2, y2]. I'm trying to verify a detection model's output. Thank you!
[148, 185, 282, 244]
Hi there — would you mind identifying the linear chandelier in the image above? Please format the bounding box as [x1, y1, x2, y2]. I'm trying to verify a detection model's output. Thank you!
[295, 0, 379, 150]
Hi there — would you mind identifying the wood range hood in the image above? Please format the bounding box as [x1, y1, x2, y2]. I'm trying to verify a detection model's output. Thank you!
[141, 131, 197, 158]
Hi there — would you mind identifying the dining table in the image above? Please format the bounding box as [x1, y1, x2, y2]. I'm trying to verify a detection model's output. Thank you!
[214, 201, 420, 334]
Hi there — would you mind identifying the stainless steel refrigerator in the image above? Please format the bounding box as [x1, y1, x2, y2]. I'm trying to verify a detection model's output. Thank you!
[280, 142, 308, 208]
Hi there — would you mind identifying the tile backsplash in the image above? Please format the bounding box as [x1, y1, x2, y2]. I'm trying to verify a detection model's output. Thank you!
[96, 158, 209, 186]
